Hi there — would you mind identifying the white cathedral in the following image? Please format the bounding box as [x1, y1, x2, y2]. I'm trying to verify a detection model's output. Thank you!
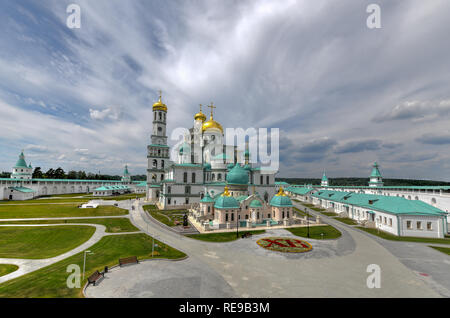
[146, 93, 278, 209]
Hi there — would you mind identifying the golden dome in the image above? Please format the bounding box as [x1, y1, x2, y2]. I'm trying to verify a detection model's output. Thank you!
[153, 91, 167, 112]
[202, 115, 223, 133]
[194, 104, 207, 122]
[276, 187, 287, 196]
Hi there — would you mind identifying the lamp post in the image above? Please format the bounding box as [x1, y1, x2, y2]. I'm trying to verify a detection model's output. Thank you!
[236, 209, 239, 239]
[306, 208, 310, 238]
[83, 250, 94, 281]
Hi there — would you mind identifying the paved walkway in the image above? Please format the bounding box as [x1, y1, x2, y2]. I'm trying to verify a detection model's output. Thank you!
[87, 201, 442, 298]
[295, 201, 450, 297]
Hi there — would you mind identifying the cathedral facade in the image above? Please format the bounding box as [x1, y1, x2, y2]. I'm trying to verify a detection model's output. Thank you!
[146, 94, 278, 209]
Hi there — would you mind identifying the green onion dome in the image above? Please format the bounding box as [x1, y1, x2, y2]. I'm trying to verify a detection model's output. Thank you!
[225, 164, 249, 185]
[249, 199, 263, 208]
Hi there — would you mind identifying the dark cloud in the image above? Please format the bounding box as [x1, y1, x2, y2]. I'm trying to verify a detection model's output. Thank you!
[298, 137, 337, 153]
[335, 139, 382, 154]
[416, 133, 450, 145]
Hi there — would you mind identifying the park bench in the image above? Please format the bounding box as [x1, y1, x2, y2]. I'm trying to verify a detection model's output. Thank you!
[87, 270, 104, 286]
[119, 256, 139, 267]
[241, 232, 253, 238]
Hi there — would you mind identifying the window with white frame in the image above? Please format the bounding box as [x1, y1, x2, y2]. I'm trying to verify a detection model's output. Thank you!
[406, 221, 412, 229]
[427, 222, 432, 230]
[417, 221, 422, 230]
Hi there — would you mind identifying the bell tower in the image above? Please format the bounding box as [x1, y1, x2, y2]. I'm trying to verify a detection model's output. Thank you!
[147, 91, 170, 201]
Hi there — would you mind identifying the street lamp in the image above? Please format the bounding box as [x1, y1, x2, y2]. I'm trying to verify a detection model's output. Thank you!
[83, 250, 94, 281]
[306, 208, 310, 238]
[236, 209, 239, 239]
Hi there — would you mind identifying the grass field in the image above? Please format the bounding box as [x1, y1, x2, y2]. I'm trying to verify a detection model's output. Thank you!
[321, 212, 338, 216]
[186, 230, 266, 242]
[429, 246, 450, 255]
[0, 198, 90, 205]
[293, 207, 312, 217]
[0, 233, 186, 298]
[0, 264, 19, 277]
[0, 225, 96, 259]
[286, 225, 342, 240]
[143, 205, 188, 227]
[334, 217, 358, 225]
[301, 203, 326, 212]
[0, 218, 138, 233]
[0, 204, 128, 219]
[357, 227, 450, 244]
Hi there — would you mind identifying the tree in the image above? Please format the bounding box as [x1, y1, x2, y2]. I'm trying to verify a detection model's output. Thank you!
[54, 167, 66, 179]
[32, 167, 43, 179]
[67, 170, 77, 179]
[45, 168, 55, 179]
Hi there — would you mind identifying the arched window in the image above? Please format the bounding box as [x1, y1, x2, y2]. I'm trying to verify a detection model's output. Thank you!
[192, 173, 196, 183]
[159, 112, 162, 120]
[161, 174, 164, 181]
[154, 112, 156, 120]
[218, 173, 222, 181]
[161, 160, 165, 169]
[260, 176, 263, 184]
[152, 160, 157, 168]
[168, 186, 171, 194]
[212, 174, 215, 181]
[266, 176, 269, 184]
[264, 192, 268, 202]
[183, 172, 188, 183]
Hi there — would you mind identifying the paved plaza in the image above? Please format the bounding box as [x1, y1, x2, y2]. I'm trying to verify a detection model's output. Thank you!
[85, 200, 449, 298]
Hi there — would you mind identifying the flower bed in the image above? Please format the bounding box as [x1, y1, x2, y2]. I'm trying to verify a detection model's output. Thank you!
[256, 237, 313, 253]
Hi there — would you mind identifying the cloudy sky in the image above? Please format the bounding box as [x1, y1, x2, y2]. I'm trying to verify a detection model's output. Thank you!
[1, 0, 450, 180]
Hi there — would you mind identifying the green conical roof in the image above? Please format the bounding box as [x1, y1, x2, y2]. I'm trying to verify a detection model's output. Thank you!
[200, 192, 215, 203]
[370, 162, 382, 178]
[14, 151, 28, 168]
[123, 165, 130, 175]
[322, 171, 328, 181]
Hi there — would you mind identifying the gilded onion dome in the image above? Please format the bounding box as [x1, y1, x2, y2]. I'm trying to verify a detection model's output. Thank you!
[202, 102, 223, 133]
[194, 104, 207, 122]
[153, 91, 167, 112]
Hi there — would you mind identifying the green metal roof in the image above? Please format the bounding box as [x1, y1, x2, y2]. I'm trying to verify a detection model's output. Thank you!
[200, 192, 215, 203]
[14, 152, 28, 168]
[275, 181, 290, 185]
[311, 190, 446, 216]
[370, 162, 382, 178]
[94, 185, 131, 191]
[249, 199, 263, 208]
[149, 144, 169, 148]
[286, 186, 313, 196]
[9, 186, 35, 193]
[270, 194, 293, 207]
[214, 195, 240, 209]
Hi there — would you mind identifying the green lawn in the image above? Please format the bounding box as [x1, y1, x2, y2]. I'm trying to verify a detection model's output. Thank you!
[286, 225, 342, 240]
[186, 230, 266, 242]
[0, 264, 19, 277]
[0, 218, 138, 233]
[321, 212, 338, 216]
[0, 198, 90, 205]
[293, 207, 312, 217]
[429, 246, 450, 255]
[357, 227, 450, 245]
[334, 217, 358, 225]
[0, 204, 128, 219]
[143, 205, 188, 227]
[0, 233, 186, 298]
[0, 225, 96, 259]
